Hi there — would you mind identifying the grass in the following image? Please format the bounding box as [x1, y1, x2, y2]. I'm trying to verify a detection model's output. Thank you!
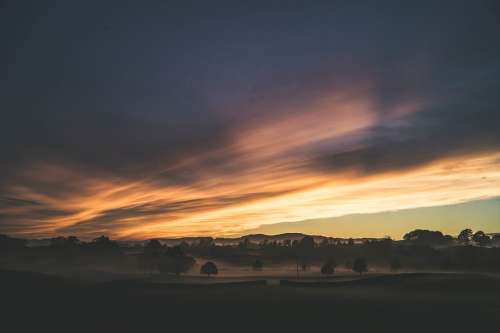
[1, 269, 499, 332]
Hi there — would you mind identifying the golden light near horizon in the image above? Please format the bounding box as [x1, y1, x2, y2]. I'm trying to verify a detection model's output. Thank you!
[4, 148, 500, 240]
[2, 86, 500, 240]
[2, 1, 500, 243]
[119, 151, 500, 239]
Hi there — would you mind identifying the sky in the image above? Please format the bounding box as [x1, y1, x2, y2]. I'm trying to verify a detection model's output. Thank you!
[247, 197, 500, 239]
[1, 1, 500, 240]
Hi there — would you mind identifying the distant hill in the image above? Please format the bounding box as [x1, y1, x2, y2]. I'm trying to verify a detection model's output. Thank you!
[151, 233, 381, 246]
[5, 233, 381, 248]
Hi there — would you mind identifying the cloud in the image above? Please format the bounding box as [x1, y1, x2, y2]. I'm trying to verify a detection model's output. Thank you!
[0, 197, 41, 208]
[1, 1, 500, 238]
[54, 191, 290, 237]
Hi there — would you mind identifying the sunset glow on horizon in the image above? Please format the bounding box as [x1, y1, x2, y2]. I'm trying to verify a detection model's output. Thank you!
[3, 92, 500, 240]
[2, 2, 500, 240]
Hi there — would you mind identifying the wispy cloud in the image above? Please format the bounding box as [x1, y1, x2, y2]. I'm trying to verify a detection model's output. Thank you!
[1, 1, 500, 239]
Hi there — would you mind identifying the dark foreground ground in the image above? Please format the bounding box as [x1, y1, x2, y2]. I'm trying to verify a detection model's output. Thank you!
[2, 270, 499, 332]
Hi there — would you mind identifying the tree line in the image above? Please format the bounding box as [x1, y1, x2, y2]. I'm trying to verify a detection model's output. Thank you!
[0, 228, 499, 277]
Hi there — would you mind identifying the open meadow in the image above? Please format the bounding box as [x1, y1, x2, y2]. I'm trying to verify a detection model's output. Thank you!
[2, 269, 499, 332]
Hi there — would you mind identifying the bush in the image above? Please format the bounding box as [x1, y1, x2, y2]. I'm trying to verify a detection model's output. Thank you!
[200, 261, 218, 276]
[352, 257, 368, 275]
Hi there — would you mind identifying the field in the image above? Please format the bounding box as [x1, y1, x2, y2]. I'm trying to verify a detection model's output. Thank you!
[2, 269, 499, 332]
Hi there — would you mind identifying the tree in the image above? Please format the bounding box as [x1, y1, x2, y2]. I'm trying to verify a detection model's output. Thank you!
[144, 239, 163, 257]
[92, 235, 118, 249]
[299, 236, 315, 249]
[321, 259, 336, 276]
[299, 256, 310, 271]
[197, 237, 215, 248]
[238, 238, 250, 249]
[294, 255, 301, 279]
[352, 257, 368, 275]
[145, 239, 162, 250]
[50, 236, 79, 248]
[493, 234, 500, 246]
[200, 261, 218, 276]
[403, 229, 446, 246]
[159, 253, 195, 276]
[390, 257, 401, 272]
[251, 259, 263, 271]
[179, 241, 190, 251]
[319, 238, 330, 248]
[443, 235, 455, 245]
[472, 231, 491, 247]
[140, 239, 164, 275]
[458, 229, 473, 244]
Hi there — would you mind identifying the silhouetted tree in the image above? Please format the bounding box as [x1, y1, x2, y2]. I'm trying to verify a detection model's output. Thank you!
[67, 236, 79, 245]
[301, 263, 308, 271]
[299, 256, 310, 271]
[443, 235, 454, 245]
[493, 234, 500, 246]
[321, 259, 336, 276]
[251, 259, 263, 271]
[319, 238, 330, 248]
[145, 239, 162, 250]
[197, 237, 215, 248]
[179, 241, 190, 251]
[238, 238, 250, 250]
[352, 257, 368, 275]
[403, 229, 447, 246]
[200, 261, 218, 276]
[472, 231, 491, 247]
[159, 247, 195, 276]
[49, 236, 79, 248]
[91, 235, 118, 249]
[139, 239, 164, 275]
[294, 255, 300, 279]
[381, 237, 393, 247]
[347, 238, 354, 246]
[458, 229, 473, 244]
[299, 236, 315, 249]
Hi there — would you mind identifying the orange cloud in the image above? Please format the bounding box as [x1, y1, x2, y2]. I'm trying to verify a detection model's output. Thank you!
[1, 91, 499, 240]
